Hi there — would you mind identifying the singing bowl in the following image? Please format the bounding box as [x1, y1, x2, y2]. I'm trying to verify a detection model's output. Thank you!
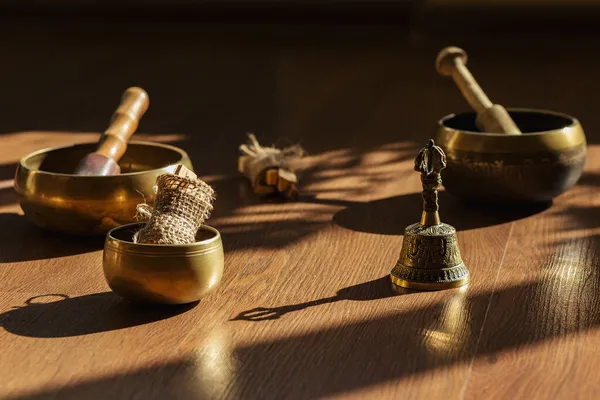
[104, 223, 224, 304]
[14, 141, 193, 236]
[434, 109, 587, 204]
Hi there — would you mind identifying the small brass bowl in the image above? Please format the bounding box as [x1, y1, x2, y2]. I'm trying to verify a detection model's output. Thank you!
[103, 223, 224, 304]
[14, 141, 193, 236]
[434, 109, 587, 204]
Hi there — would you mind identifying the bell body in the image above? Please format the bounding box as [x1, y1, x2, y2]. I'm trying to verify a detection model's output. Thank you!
[391, 222, 469, 291]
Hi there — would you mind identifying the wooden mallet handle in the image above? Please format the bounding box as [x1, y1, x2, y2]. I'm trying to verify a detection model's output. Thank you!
[436, 47, 522, 135]
[74, 87, 149, 175]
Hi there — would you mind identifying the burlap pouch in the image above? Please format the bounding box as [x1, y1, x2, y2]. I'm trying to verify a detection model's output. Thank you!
[134, 173, 215, 245]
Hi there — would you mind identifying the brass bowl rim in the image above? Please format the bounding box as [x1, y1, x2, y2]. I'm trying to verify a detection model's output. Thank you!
[438, 107, 580, 136]
[106, 222, 221, 249]
[18, 140, 189, 178]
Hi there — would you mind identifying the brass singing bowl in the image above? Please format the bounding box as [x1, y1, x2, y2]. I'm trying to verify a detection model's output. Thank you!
[14, 141, 193, 236]
[434, 109, 587, 204]
[104, 223, 224, 304]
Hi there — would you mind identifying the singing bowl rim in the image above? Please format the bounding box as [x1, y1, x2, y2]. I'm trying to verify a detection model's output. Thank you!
[438, 107, 580, 137]
[436, 108, 586, 154]
[18, 140, 190, 178]
[106, 222, 222, 251]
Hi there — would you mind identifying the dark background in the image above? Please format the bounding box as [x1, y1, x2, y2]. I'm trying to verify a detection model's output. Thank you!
[1, 4, 600, 398]
[1, 0, 599, 177]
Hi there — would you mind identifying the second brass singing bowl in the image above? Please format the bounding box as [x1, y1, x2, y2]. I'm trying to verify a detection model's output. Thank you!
[104, 223, 224, 304]
[434, 109, 587, 204]
[14, 141, 193, 236]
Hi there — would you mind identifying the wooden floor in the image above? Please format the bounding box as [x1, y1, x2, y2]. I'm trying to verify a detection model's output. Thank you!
[1, 16, 600, 399]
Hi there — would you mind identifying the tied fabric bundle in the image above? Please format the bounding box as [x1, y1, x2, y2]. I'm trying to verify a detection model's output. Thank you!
[238, 133, 305, 200]
[134, 166, 215, 245]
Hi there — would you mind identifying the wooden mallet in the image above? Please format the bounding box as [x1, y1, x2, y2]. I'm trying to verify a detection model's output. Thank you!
[74, 87, 150, 175]
[436, 47, 522, 135]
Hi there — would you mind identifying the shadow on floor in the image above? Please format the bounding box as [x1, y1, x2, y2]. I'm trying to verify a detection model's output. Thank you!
[230, 275, 600, 398]
[205, 178, 549, 253]
[13, 357, 203, 400]
[0, 162, 16, 180]
[0, 292, 196, 338]
[233, 275, 406, 321]
[333, 191, 550, 235]
[0, 213, 104, 263]
[15, 267, 600, 398]
[577, 171, 600, 187]
[0, 187, 17, 207]
[205, 174, 338, 250]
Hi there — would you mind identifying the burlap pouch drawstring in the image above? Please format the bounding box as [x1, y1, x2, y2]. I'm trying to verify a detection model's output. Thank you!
[238, 133, 304, 199]
[134, 173, 215, 245]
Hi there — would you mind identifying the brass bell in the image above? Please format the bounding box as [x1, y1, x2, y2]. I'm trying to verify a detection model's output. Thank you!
[390, 139, 469, 291]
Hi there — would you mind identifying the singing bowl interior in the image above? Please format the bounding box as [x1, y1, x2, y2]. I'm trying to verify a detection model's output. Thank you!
[15, 141, 193, 236]
[103, 223, 224, 305]
[434, 109, 587, 204]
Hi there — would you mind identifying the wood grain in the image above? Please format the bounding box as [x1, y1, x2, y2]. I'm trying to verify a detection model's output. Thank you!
[0, 18, 600, 400]
[463, 152, 600, 399]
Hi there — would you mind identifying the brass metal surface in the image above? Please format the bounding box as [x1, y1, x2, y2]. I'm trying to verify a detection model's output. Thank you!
[103, 223, 224, 304]
[390, 140, 469, 291]
[391, 223, 469, 291]
[434, 108, 587, 204]
[14, 141, 193, 236]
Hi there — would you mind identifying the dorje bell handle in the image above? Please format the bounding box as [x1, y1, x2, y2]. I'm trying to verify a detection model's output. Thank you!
[95, 87, 149, 162]
[436, 46, 522, 135]
[415, 139, 446, 227]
